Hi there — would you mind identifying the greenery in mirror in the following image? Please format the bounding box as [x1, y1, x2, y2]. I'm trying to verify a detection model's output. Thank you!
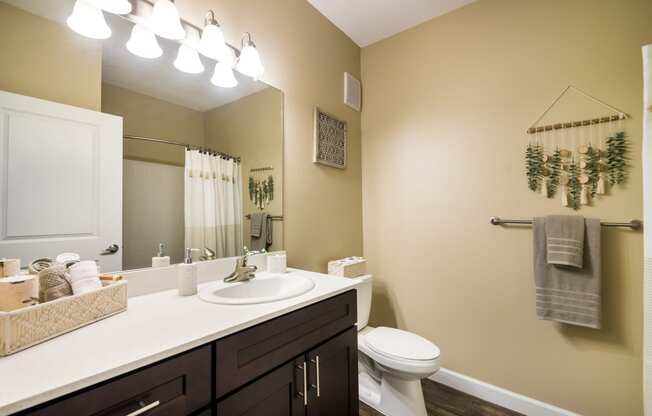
[525, 143, 544, 192]
[546, 149, 561, 198]
[568, 159, 581, 210]
[606, 132, 627, 185]
[249, 175, 275, 209]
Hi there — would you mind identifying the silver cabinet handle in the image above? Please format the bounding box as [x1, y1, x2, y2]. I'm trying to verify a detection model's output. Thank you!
[100, 244, 119, 255]
[125, 400, 160, 416]
[310, 356, 320, 397]
[296, 362, 307, 406]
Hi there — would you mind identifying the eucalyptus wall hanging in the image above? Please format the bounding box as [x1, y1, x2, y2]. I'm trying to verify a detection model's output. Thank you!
[248, 166, 274, 209]
[523, 85, 631, 210]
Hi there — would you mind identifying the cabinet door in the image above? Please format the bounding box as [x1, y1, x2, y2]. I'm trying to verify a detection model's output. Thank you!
[216, 358, 306, 416]
[306, 327, 358, 416]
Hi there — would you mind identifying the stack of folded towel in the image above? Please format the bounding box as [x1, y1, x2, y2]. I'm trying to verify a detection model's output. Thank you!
[533, 215, 602, 329]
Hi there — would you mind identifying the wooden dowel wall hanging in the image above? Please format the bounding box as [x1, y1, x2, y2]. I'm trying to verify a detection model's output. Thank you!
[524, 85, 631, 210]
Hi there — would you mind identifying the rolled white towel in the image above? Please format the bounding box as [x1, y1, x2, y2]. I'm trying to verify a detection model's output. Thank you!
[68, 260, 97, 282]
[71, 277, 102, 294]
[68, 260, 101, 294]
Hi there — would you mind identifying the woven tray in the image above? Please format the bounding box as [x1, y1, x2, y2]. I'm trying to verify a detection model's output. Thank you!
[0, 280, 127, 356]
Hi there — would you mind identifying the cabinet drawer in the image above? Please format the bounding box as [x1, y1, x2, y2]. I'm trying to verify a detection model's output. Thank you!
[215, 290, 356, 398]
[20, 345, 212, 416]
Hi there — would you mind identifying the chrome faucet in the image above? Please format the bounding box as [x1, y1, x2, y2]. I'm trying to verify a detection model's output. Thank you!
[223, 247, 266, 283]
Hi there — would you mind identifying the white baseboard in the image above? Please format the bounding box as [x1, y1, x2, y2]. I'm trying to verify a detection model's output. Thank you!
[430, 368, 582, 416]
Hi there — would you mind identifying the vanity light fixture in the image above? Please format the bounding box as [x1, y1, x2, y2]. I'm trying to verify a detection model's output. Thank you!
[126, 24, 163, 59]
[235, 32, 264, 79]
[211, 61, 238, 88]
[150, 0, 186, 40]
[198, 10, 227, 61]
[87, 0, 132, 15]
[174, 44, 205, 74]
[66, 0, 112, 40]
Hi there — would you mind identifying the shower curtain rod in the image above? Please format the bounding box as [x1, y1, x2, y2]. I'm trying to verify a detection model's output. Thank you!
[124, 135, 240, 162]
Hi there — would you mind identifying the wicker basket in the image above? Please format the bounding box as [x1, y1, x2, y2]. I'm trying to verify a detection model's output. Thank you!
[0, 280, 127, 356]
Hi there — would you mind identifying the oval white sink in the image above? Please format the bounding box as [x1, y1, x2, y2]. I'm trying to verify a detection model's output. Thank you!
[198, 272, 315, 305]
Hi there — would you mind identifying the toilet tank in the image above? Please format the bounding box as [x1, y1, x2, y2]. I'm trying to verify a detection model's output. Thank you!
[355, 275, 372, 330]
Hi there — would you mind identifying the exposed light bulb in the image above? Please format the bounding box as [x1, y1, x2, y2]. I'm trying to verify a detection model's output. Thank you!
[174, 44, 205, 74]
[235, 34, 264, 79]
[150, 0, 185, 40]
[87, 0, 132, 14]
[126, 24, 162, 59]
[66, 0, 111, 40]
[211, 62, 238, 88]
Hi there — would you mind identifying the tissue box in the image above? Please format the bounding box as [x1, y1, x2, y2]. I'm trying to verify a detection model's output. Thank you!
[328, 257, 366, 278]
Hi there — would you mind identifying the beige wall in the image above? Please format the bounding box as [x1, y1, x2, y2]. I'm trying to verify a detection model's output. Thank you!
[102, 83, 205, 166]
[123, 159, 185, 269]
[361, 0, 651, 414]
[0, 3, 102, 110]
[177, 0, 363, 272]
[205, 87, 284, 251]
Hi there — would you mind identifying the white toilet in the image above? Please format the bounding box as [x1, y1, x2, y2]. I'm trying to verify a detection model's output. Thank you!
[356, 275, 440, 416]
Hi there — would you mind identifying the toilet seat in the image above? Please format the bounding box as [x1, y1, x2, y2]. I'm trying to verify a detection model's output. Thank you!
[365, 327, 440, 361]
[359, 327, 440, 378]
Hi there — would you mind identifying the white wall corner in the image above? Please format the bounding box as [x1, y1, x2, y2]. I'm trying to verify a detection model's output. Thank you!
[430, 368, 582, 416]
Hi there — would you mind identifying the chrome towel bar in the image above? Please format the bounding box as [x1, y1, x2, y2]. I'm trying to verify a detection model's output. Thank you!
[490, 217, 642, 230]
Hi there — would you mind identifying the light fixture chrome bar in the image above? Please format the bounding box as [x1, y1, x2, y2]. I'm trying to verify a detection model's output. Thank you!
[489, 217, 642, 230]
[122, 0, 241, 57]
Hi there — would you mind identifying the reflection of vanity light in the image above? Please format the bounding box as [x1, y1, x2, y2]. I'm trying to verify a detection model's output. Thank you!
[211, 62, 238, 88]
[150, 0, 186, 40]
[126, 24, 163, 59]
[235, 33, 265, 80]
[174, 44, 205, 74]
[66, 0, 112, 40]
[87, 0, 132, 15]
[198, 10, 227, 61]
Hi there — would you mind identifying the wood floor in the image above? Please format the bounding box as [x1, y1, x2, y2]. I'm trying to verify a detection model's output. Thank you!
[359, 379, 524, 416]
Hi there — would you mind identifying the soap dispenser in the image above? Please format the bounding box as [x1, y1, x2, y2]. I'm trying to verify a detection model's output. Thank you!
[152, 243, 170, 268]
[177, 248, 197, 296]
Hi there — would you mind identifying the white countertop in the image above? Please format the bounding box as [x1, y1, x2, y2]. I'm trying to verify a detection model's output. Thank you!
[0, 269, 361, 415]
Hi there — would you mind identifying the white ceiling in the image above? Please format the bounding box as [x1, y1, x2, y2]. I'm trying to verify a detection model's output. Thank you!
[307, 0, 477, 47]
[2, 0, 268, 112]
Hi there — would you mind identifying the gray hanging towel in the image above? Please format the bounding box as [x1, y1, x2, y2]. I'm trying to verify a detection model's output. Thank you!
[545, 215, 585, 269]
[250, 213, 270, 251]
[250, 212, 265, 238]
[533, 217, 602, 329]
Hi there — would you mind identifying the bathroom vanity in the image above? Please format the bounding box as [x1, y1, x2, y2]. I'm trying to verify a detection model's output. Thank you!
[0, 270, 360, 416]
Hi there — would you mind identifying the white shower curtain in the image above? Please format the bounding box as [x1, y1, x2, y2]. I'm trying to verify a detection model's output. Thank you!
[643, 44, 652, 415]
[184, 149, 243, 258]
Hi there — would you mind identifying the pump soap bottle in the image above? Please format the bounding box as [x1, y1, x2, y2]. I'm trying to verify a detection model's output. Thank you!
[177, 248, 197, 296]
[152, 243, 170, 268]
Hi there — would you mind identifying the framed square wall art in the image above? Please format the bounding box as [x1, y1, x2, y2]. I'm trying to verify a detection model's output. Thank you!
[313, 107, 347, 169]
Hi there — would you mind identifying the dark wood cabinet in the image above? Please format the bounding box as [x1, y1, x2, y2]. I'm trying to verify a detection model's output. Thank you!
[216, 358, 306, 416]
[19, 345, 212, 416]
[16, 291, 357, 416]
[216, 327, 358, 416]
[306, 327, 358, 416]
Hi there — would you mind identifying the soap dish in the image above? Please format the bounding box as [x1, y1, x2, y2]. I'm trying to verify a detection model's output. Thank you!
[0, 280, 127, 356]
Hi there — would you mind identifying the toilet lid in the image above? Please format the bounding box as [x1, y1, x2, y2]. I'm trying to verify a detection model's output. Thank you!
[365, 327, 440, 361]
